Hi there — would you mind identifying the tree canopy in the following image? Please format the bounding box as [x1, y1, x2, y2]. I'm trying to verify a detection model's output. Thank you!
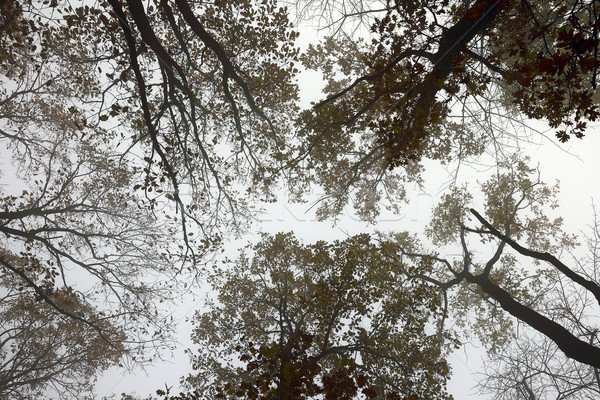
[1, 0, 600, 398]
[135, 154, 600, 400]
[0, 252, 124, 399]
[184, 232, 454, 399]
[298, 0, 600, 219]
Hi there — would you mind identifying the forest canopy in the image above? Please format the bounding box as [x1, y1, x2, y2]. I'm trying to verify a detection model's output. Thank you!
[1, 0, 600, 399]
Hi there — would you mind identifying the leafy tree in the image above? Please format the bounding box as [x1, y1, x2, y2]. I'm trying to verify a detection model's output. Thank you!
[295, 0, 600, 220]
[1, 0, 301, 237]
[1, 0, 300, 394]
[0, 252, 125, 400]
[1, 0, 297, 371]
[184, 233, 455, 399]
[0, 118, 185, 362]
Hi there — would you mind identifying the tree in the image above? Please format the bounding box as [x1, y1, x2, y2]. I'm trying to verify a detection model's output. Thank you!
[373, 155, 600, 374]
[0, 118, 186, 363]
[1, 0, 297, 374]
[92, 0, 301, 231]
[1, 0, 195, 384]
[294, 0, 600, 220]
[0, 252, 125, 400]
[477, 334, 600, 399]
[476, 206, 600, 399]
[1, 0, 301, 238]
[1, 0, 301, 394]
[184, 233, 455, 399]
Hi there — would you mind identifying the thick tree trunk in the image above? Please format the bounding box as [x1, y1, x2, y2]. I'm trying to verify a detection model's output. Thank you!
[467, 273, 600, 369]
[471, 208, 600, 306]
[413, 0, 507, 113]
